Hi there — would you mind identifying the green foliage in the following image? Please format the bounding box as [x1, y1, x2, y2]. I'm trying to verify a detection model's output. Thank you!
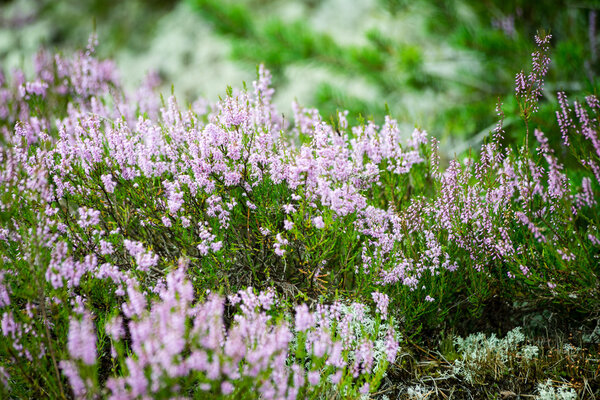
[189, 0, 599, 150]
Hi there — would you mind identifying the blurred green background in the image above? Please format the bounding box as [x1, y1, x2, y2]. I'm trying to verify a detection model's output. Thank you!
[1, 0, 598, 155]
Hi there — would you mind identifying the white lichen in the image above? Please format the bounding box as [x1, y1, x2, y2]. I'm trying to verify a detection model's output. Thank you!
[536, 379, 577, 400]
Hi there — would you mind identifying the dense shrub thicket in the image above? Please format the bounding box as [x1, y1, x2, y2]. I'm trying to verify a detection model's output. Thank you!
[0, 33, 598, 398]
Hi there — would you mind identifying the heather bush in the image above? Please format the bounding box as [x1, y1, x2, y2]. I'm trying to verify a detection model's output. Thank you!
[0, 31, 599, 398]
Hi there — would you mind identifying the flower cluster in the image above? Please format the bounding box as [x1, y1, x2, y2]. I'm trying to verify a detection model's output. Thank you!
[57, 265, 399, 399]
[515, 32, 552, 117]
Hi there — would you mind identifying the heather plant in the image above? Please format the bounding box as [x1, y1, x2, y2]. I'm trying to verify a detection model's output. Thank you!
[57, 265, 398, 399]
[0, 30, 599, 398]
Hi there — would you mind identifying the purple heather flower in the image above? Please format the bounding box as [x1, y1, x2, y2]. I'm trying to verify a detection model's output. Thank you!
[77, 207, 101, 229]
[19, 80, 48, 99]
[284, 220, 294, 231]
[312, 216, 325, 229]
[59, 360, 86, 397]
[99, 240, 114, 255]
[385, 327, 399, 362]
[210, 241, 223, 252]
[0, 272, 10, 307]
[67, 312, 96, 365]
[371, 291, 389, 320]
[101, 173, 117, 193]
[105, 315, 124, 340]
[181, 216, 191, 228]
[330, 369, 343, 384]
[307, 370, 320, 386]
[588, 234, 600, 247]
[282, 204, 296, 214]
[294, 304, 315, 332]
[221, 381, 234, 395]
[273, 233, 288, 256]
[124, 239, 158, 271]
[359, 382, 370, 395]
